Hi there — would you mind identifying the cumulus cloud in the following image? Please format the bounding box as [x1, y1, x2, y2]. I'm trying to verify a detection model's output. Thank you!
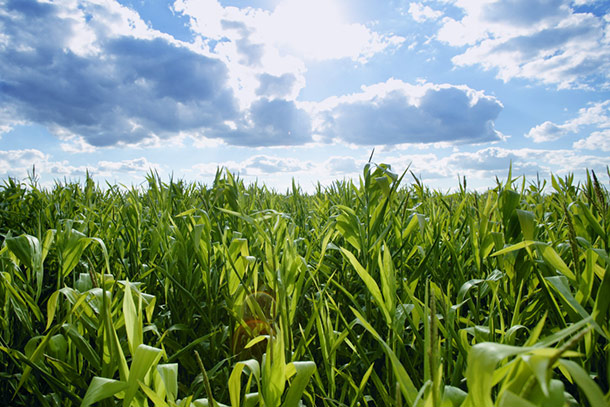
[435, 0, 610, 88]
[525, 121, 571, 142]
[58, 134, 98, 153]
[208, 98, 313, 146]
[256, 73, 298, 98]
[526, 100, 610, 143]
[0, 0, 240, 149]
[314, 79, 504, 145]
[0, 106, 25, 136]
[408, 2, 443, 23]
[573, 130, 610, 151]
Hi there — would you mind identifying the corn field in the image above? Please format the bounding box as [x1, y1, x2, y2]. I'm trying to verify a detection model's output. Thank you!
[0, 164, 609, 407]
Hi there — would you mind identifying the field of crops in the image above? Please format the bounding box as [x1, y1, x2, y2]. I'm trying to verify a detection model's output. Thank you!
[0, 164, 608, 407]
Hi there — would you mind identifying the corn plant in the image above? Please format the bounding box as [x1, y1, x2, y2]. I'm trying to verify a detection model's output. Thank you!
[0, 165, 608, 406]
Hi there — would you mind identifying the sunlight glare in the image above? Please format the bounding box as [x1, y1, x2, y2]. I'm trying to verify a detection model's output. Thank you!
[266, 0, 365, 60]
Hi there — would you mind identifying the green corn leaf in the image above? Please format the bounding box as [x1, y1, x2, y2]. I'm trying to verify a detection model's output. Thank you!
[0, 271, 43, 323]
[516, 210, 535, 241]
[192, 399, 230, 407]
[379, 244, 396, 316]
[57, 229, 92, 279]
[358, 362, 375, 396]
[491, 240, 536, 256]
[442, 386, 467, 407]
[497, 390, 538, 407]
[558, 359, 607, 407]
[281, 361, 316, 407]
[81, 377, 128, 407]
[5, 234, 38, 272]
[262, 333, 286, 407]
[123, 344, 164, 406]
[101, 288, 129, 381]
[228, 362, 247, 407]
[462, 342, 531, 407]
[335, 206, 362, 252]
[545, 276, 607, 339]
[351, 306, 418, 406]
[227, 238, 249, 297]
[522, 353, 552, 397]
[139, 379, 170, 407]
[245, 335, 269, 349]
[575, 202, 606, 241]
[592, 265, 610, 327]
[62, 323, 101, 370]
[229, 359, 260, 407]
[537, 244, 576, 281]
[5, 233, 50, 299]
[122, 280, 144, 355]
[157, 364, 179, 403]
[527, 379, 566, 407]
[341, 247, 391, 324]
[15, 292, 90, 395]
[535, 316, 592, 348]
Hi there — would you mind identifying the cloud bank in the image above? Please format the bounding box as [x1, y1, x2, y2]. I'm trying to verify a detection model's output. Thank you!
[0, 148, 158, 180]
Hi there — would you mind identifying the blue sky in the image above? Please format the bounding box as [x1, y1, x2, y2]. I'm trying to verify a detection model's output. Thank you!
[0, 0, 609, 191]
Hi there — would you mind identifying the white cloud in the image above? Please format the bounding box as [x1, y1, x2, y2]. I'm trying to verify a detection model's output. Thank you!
[379, 147, 609, 190]
[525, 121, 571, 142]
[0, 106, 26, 136]
[58, 133, 97, 153]
[436, 0, 610, 89]
[408, 2, 443, 23]
[0, 149, 47, 177]
[242, 155, 313, 175]
[526, 100, 610, 142]
[326, 156, 364, 174]
[97, 157, 159, 174]
[207, 98, 314, 146]
[190, 154, 370, 191]
[187, 147, 609, 192]
[312, 78, 504, 145]
[193, 154, 312, 177]
[0, 148, 162, 184]
[46, 161, 91, 178]
[573, 129, 610, 151]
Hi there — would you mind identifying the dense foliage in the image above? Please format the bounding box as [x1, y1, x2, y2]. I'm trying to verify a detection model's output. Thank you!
[0, 165, 608, 406]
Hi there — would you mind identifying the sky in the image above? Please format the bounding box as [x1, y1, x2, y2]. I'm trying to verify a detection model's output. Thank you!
[0, 0, 609, 192]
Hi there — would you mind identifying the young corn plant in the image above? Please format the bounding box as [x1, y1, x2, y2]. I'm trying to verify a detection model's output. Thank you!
[0, 166, 608, 406]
